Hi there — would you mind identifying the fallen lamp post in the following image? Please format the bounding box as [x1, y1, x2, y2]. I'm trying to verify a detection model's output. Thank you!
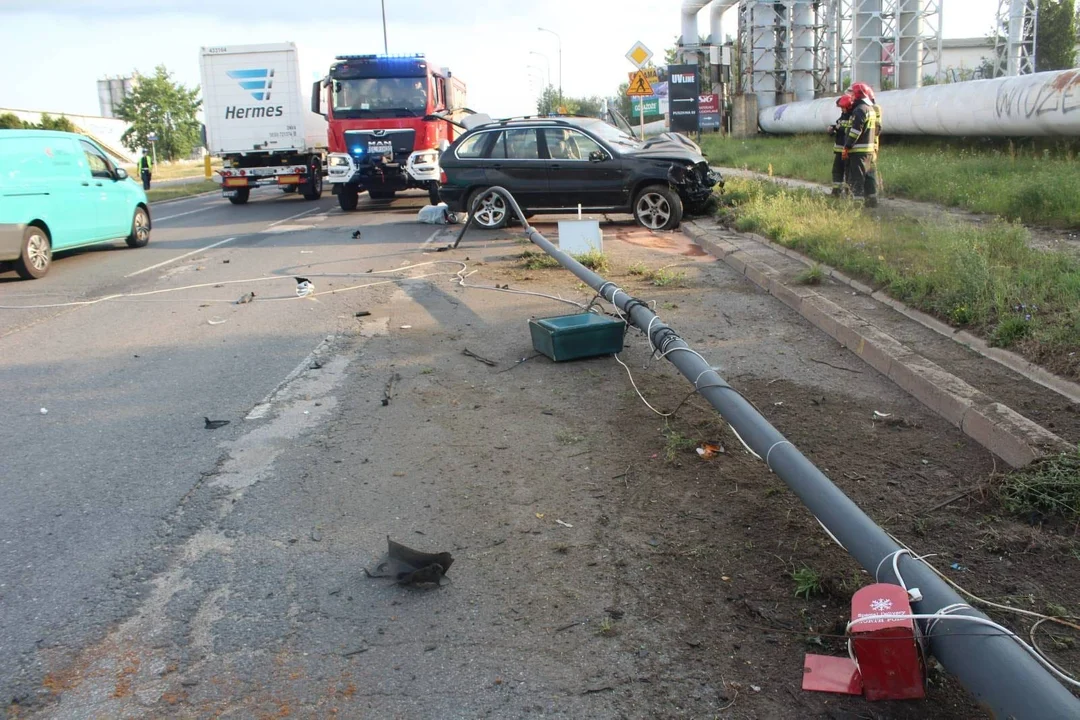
[453, 187, 1080, 717]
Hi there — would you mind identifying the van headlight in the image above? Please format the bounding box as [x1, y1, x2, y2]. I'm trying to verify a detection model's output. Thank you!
[329, 155, 351, 167]
[414, 152, 438, 165]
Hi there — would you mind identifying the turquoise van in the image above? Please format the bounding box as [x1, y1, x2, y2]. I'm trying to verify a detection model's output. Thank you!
[0, 130, 151, 279]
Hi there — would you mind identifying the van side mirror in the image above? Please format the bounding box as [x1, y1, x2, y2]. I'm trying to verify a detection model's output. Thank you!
[589, 150, 607, 163]
[115, 167, 129, 181]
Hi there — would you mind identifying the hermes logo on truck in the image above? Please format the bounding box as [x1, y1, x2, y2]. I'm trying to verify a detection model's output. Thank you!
[224, 68, 284, 119]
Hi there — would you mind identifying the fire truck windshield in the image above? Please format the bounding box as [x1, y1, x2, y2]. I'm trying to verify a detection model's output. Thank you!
[332, 78, 427, 119]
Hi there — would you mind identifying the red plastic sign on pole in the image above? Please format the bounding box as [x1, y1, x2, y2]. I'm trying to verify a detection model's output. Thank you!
[803, 583, 925, 702]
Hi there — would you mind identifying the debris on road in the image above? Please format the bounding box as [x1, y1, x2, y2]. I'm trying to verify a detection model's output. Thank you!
[295, 278, 315, 297]
[236, 292, 255, 304]
[355, 311, 371, 318]
[351, 230, 362, 239]
[462, 347, 497, 366]
[40, 408, 48, 415]
[342, 646, 369, 657]
[207, 318, 227, 325]
[696, 442, 724, 459]
[400, 325, 412, 329]
[382, 373, 401, 406]
[204, 417, 230, 429]
[363, 536, 454, 586]
[417, 203, 458, 224]
[556, 519, 574, 528]
[311, 526, 323, 542]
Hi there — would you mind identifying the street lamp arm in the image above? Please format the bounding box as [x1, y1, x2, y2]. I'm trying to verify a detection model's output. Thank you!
[537, 27, 563, 109]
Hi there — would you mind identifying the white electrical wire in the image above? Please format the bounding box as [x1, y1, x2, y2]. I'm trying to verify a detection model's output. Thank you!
[0, 261, 466, 310]
[845, 608, 1080, 690]
[452, 266, 588, 309]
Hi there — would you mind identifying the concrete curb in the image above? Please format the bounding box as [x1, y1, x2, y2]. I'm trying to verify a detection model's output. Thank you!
[683, 221, 1074, 468]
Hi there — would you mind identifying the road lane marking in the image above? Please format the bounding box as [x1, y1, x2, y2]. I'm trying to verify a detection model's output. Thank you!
[153, 206, 215, 223]
[125, 237, 237, 277]
[268, 206, 322, 227]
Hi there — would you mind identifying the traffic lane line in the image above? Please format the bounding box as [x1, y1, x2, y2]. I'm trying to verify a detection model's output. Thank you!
[127, 204, 329, 278]
[125, 237, 238, 277]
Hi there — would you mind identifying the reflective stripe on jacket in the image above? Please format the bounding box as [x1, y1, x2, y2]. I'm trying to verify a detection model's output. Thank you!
[832, 112, 852, 153]
[845, 101, 877, 154]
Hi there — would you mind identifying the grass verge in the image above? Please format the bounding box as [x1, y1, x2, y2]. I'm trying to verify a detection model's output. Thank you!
[147, 181, 220, 204]
[997, 451, 1080, 523]
[700, 134, 1080, 227]
[718, 178, 1080, 379]
[519, 249, 609, 273]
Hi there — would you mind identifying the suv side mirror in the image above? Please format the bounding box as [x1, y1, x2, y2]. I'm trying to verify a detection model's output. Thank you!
[589, 150, 607, 163]
[115, 167, 129, 181]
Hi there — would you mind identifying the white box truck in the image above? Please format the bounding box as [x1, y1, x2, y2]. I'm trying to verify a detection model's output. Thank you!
[200, 42, 328, 204]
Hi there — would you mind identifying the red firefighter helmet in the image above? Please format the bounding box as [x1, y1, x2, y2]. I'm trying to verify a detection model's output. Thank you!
[836, 93, 855, 112]
[850, 82, 876, 102]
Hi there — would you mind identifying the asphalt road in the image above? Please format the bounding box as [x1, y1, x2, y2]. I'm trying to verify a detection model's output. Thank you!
[0, 186, 450, 707]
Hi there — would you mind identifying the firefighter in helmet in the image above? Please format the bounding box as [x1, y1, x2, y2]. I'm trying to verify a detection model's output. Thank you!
[829, 92, 855, 196]
[843, 82, 879, 208]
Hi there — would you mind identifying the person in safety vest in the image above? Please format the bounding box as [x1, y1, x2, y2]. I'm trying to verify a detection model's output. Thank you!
[829, 92, 855, 196]
[138, 151, 153, 191]
[843, 82, 878, 208]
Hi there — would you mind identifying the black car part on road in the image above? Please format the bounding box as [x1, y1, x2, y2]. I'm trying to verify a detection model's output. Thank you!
[452, 186, 1080, 719]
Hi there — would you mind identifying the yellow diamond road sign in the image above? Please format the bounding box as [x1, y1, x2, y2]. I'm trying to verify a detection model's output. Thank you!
[626, 70, 654, 97]
[625, 41, 653, 69]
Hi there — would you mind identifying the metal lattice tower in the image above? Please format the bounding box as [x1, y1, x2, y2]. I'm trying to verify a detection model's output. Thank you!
[893, 0, 942, 87]
[851, 0, 941, 89]
[994, 0, 1038, 76]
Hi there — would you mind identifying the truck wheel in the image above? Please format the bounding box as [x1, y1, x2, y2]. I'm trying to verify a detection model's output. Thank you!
[125, 207, 150, 248]
[428, 182, 440, 206]
[302, 159, 323, 200]
[632, 185, 683, 231]
[368, 189, 396, 200]
[338, 187, 359, 211]
[15, 225, 51, 280]
[228, 188, 250, 205]
[467, 188, 509, 229]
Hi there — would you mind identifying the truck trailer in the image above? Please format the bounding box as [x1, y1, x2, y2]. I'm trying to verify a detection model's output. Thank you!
[199, 42, 328, 205]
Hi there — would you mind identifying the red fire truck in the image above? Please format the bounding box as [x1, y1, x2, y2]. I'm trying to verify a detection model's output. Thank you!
[313, 54, 467, 211]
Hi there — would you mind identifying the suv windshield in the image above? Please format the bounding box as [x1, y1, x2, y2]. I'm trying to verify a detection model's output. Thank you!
[332, 78, 427, 119]
[580, 119, 642, 150]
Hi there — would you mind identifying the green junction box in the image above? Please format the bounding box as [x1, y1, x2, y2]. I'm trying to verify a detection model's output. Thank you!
[528, 313, 626, 362]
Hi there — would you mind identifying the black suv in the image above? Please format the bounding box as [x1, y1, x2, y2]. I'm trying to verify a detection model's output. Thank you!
[438, 116, 722, 231]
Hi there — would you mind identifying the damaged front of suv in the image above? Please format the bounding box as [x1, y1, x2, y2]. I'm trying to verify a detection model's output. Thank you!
[668, 159, 723, 215]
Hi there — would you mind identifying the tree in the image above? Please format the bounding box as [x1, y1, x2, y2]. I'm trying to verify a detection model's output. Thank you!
[116, 65, 202, 161]
[0, 112, 78, 131]
[1036, 0, 1078, 71]
[37, 113, 77, 132]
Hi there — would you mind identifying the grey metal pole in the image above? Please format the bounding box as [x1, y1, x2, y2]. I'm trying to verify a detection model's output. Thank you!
[458, 187, 1080, 719]
[538, 27, 562, 108]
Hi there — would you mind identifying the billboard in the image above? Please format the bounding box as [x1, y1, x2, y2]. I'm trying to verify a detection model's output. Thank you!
[667, 64, 699, 132]
[699, 93, 720, 130]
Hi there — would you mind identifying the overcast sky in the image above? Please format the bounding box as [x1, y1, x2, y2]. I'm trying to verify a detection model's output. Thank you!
[0, 0, 998, 119]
